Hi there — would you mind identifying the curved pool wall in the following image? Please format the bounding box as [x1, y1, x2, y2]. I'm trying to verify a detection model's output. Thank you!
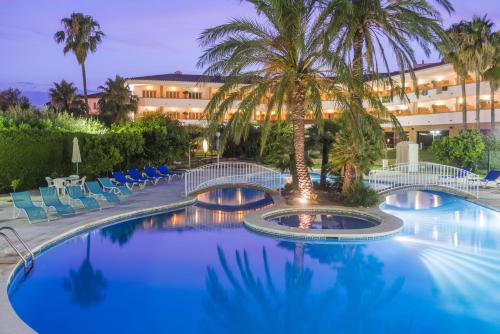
[196, 187, 273, 211]
[7, 189, 500, 334]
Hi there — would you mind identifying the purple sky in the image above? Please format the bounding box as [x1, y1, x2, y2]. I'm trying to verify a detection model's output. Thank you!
[0, 0, 499, 93]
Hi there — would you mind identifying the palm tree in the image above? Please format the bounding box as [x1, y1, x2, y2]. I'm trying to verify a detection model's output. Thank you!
[482, 32, 500, 133]
[461, 16, 495, 130]
[198, 0, 360, 200]
[98, 75, 138, 126]
[54, 13, 104, 112]
[321, 0, 453, 190]
[441, 22, 471, 130]
[49, 80, 85, 115]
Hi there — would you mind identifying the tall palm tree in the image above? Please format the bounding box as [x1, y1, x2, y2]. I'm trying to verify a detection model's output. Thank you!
[441, 22, 471, 130]
[49, 80, 85, 115]
[54, 13, 104, 113]
[198, 0, 362, 200]
[482, 32, 500, 133]
[320, 0, 453, 191]
[98, 75, 138, 126]
[461, 16, 495, 130]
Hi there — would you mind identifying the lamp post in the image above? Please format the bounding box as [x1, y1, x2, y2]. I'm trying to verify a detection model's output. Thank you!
[202, 138, 208, 159]
[215, 131, 221, 164]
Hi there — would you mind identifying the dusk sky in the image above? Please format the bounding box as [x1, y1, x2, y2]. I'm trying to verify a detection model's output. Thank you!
[1, 0, 499, 97]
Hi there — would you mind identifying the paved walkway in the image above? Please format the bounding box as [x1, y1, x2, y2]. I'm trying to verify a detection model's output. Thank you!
[0, 180, 195, 334]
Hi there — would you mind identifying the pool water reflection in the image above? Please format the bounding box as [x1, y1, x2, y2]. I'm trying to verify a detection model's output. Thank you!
[267, 213, 379, 229]
[8, 190, 500, 334]
[385, 190, 445, 210]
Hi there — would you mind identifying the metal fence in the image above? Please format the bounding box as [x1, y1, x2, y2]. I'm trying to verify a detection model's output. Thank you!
[368, 162, 480, 198]
[184, 161, 285, 196]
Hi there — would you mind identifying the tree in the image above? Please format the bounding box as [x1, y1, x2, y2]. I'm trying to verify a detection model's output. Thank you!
[430, 130, 485, 168]
[198, 0, 360, 200]
[98, 75, 138, 126]
[0, 88, 30, 111]
[441, 22, 472, 130]
[461, 16, 495, 130]
[54, 13, 104, 112]
[482, 31, 500, 133]
[321, 0, 453, 191]
[306, 120, 341, 189]
[49, 80, 86, 115]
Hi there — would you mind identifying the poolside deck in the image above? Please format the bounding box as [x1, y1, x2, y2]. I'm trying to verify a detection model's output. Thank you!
[0, 180, 194, 334]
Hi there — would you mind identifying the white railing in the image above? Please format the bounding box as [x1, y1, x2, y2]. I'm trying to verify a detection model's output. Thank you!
[368, 162, 480, 198]
[184, 161, 285, 196]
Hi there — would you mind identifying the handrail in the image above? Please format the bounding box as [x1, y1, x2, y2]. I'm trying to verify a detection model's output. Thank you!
[184, 161, 284, 196]
[0, 226, 34, 272]
[368, 162, 480, 198]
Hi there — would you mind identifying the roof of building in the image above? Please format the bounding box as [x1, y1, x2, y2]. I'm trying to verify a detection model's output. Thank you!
[127, 62, 447, 84]
[87, 92, 102, 98]
[127, 73, 226, 83]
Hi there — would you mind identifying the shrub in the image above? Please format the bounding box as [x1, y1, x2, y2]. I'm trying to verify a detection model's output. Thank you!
[430, 130, 485, 168]
[344, 181, 379, 207]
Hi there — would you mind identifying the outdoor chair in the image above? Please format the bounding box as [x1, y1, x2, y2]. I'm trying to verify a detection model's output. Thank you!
[39, 186, 75, 216]
[66, 185, 101, 211]
[86, 181, 120, 203]
[128, 169, 151, 186]
[479, 170, 500, 188]
[45, 177, 53, 187]
[98, 177, 133, 196]
[112, 171, 145, 190]
[157, 164, 183, 179]
[144, 166, 164, 184]
[10, 191, 48, 223]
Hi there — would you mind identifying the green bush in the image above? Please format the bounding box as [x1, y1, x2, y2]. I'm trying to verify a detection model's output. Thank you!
[430, 130, 485, 168]
[344, 181, 379, 207]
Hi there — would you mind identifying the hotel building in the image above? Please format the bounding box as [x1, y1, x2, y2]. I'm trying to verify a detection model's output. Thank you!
[94, 63, 499, 147]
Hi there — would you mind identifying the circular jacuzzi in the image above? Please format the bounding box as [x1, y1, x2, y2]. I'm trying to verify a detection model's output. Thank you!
[196, 187, 273, 211]
[244, 207, 403, 240]
[267, 212, 379, 230]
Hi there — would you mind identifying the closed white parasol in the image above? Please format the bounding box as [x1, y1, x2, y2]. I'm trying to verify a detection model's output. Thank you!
[72, 137, 82, 175]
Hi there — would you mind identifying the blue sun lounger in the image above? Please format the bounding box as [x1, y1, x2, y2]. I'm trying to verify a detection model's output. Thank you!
[479, 170, 500, 188]
[11, 191, 48, 223]
[158, 164, 183, 179]
[144, 166, 164, 184]
[128, 169, 151, 186]
[98, 177, 133, 196]
[86, 181, 120, 203]
[66, 185, 101, 211]
[112, 171, 144, 190]
[39, 186, 75, 216]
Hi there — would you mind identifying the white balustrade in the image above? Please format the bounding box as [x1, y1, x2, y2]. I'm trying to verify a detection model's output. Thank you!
[368, 162, 480, 198]
[184, 161, 285, 196]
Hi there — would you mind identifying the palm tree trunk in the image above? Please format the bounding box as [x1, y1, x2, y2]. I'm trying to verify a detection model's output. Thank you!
[461, 77, 467, 130]
[81, 62, 89, 114]
[341, 161, 358, 194]
[320, 140, 329, 189]
[475, 71, 481, 130]
[491, 85, 495, 131]
[291, 85, 313, 200]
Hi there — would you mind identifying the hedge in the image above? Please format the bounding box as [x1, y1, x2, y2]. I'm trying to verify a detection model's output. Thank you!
[0, 125, 188, 192]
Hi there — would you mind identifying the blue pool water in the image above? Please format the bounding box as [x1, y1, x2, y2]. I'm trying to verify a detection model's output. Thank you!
[7, 189, 500, 334]
[267, 213, 379, 229]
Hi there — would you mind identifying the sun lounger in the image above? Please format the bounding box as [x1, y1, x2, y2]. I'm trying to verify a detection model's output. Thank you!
[98, 178, 133, 196]
[112, 171, 145, 190]
[158, 164, 183, 179]
[86, 181, 120, 203]
[128, 169, 151, 186]
[65, 185, 101, 210]
[144, 166, 164, 184]
[10, 191, 48, 223]
[39, 186, 75, 216]
[479, 170, 500, 188]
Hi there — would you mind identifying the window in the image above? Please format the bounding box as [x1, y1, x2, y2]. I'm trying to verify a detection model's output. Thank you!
[165, 91, 180, 99]
[142, 90, 157, 98]
[188, 92, 202, 99]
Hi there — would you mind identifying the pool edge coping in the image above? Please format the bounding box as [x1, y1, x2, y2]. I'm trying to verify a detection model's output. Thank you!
[1, 196, 196, 334]
[244, 205, 404, 240]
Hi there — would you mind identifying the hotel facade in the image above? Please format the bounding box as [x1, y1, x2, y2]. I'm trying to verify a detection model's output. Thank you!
[91, 62, 499, 147]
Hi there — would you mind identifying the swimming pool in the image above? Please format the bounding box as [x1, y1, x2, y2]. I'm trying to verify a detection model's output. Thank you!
[7, 189, 500, 333]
